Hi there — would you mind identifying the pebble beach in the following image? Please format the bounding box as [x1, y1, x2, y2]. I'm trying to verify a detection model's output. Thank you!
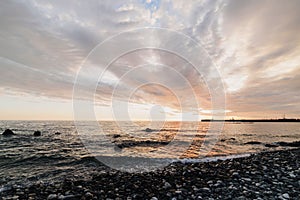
[1, 148, 299, 200]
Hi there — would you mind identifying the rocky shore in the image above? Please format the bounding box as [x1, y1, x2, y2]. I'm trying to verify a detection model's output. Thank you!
[1, 148, 299, 200]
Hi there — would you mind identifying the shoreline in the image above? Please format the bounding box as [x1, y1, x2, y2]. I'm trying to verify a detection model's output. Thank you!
[0, 148, 299, 200]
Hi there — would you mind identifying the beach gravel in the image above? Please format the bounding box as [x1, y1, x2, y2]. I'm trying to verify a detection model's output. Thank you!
[0, 148, 299, 200]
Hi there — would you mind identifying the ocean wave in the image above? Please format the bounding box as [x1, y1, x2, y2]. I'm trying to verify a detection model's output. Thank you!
[175, 153, 251, 164]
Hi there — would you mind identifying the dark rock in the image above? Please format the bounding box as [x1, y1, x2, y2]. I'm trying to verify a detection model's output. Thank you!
[58, 194, 77, 200]
[116, 140, 169, 148]
[145, 128, 153, 132]
[113, 134, 121, 138]
[2, 129, 15, 136]
[85, 192, 93, 199]
[47, 194, 58, 200]
[265, 143, 279, 148]
[232, 172, 240, 178]
[163, 182, 172, 189]
[276, 141, 300, 147]
[34, 131, 42, 136]
[55, 132, 61, 135]
[244, 141, 261, 145]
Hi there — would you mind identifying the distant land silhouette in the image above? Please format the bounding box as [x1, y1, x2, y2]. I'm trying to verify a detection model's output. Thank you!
[201, 118, 300, 122]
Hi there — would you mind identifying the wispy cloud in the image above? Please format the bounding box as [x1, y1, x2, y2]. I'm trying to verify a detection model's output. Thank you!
[0, 0, 299, 119]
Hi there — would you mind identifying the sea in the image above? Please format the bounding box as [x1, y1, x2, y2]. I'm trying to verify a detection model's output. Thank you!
[0, 121, 299, 186]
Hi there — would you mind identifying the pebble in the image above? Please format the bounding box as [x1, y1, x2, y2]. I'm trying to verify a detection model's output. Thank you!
[282, 193, 290, 199]
[242, 178, 251, 182]
[0, 148, 299, 199]
[85, 192, 93, 198]
[47, 194, 57, 200]
[232, 172, 240, 178]
[163, 182, 172, 189]
[58, 194, 76, 200]
[288, 173, 296, 178]
[201, 187, 210, 192]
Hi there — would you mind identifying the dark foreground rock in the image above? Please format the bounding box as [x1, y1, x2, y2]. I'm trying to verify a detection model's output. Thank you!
[0, 148, 299, 200]
[33, 131, 41, 137]
[276, 141, 300, 147]
[2, 129, 15, 136]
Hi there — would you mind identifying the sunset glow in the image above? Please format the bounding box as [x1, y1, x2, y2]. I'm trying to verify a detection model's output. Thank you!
[1, 0, 300, 120]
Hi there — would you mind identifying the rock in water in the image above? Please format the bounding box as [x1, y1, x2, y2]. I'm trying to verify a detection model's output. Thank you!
[55, 132, 61, 135]
[34, 131, 41, 136]
[2, 129, 15, 136]
[113, 134, 121, 138]
[265, 143, 279, 148]
[145, 128, 153, 132]
[277, 141, 300, 147]
[244, 141, 261, 145]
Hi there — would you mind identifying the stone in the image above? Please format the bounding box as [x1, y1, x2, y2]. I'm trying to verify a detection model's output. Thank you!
[85, 192, 93, 198]
[2, 129, 15, 136]
[12, 196, 19, 200]
[201, 187, 210, 192]
[113, 134, 121, 138]
[288, 173, 296, 178]
[282, 193, 290, 199]
[232, 172, 240, 178]
[244, 141, 261, 145]
[163, 182, 172, 189]
[47, 194, 58, 200]
[145, 128, 153, 132]
[58, 195, 76, 200]
[265, 143, 279, 148]
[242, 178, 251, 182]
[34, 131, 42, 136]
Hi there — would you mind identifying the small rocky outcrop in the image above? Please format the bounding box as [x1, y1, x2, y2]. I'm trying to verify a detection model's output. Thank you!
[145, 128, 153, 132]
[34, 131, 42, 137]
[112, 134, 121, 138]
[244, 141, 261, 145]
[2, 129, 15, 136]
[265, 143, 279, 148]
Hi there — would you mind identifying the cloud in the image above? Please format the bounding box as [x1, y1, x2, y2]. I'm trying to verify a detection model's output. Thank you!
[0, 0, 299, 118]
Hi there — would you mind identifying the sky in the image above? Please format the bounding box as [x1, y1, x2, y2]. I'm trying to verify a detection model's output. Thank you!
[0, 0, 300, 120]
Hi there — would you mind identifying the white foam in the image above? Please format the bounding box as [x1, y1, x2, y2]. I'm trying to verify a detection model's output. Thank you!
[172, 153, 251, 164]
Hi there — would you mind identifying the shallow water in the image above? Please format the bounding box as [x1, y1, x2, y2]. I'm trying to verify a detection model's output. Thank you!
[0, 121, 299, 185]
